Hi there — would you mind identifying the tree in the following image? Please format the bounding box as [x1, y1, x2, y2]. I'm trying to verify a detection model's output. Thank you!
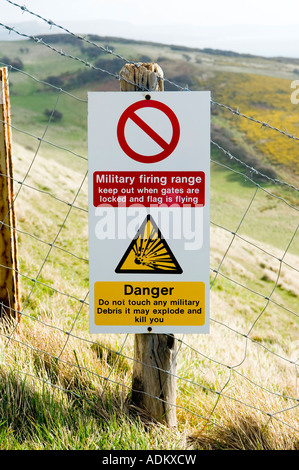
[44, 109, 63, 122]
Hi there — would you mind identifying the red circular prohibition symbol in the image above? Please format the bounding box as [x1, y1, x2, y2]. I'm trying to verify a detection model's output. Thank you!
[117, 99, 180, 164]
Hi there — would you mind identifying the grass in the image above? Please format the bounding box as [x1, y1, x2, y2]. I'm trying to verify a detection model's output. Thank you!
[4, 141, 297, 450]
[0, 36, 298, 450]
[210, 163, 299, 255]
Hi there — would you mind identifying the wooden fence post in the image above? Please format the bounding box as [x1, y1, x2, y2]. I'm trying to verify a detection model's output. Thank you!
[0, 67, 20, 321]
[120, 63, 177, 427]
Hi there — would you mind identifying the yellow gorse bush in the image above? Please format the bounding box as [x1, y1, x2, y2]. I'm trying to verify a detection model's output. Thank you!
[205, 72, 299, 175]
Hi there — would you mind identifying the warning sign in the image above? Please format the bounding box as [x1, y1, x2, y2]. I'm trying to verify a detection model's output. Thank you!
[115, 215, 183, 274]
[93, 171, 205, 207]
[117, 99, 180, 164]
[88, 91, 210, 334]
[94, 282, 205, 327]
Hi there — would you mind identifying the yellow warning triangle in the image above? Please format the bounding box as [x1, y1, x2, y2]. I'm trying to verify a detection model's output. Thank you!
[115, 215, 183, 274]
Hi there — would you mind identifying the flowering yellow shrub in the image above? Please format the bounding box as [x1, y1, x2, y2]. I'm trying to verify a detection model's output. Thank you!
[207, 72, 299, 175]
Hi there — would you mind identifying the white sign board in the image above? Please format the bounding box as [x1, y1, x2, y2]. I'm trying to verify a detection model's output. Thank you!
[88, 91, 210, 334]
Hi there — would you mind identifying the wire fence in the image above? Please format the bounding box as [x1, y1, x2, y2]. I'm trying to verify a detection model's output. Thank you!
[0, 0, 298, 444]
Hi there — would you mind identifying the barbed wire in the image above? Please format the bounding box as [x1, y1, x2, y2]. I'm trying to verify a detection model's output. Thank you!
[212, 141, 299, 193]
[211, 158, 298, 210]
[2, 0, 185, 91]
[211, 100, 299, 142]
[1, 10, 299, 143]
[0, 22, 149, 91]
[4, 0, 133, 62]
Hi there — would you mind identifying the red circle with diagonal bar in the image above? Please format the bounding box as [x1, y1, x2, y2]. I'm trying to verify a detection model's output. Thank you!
[117, 99, 180, 164]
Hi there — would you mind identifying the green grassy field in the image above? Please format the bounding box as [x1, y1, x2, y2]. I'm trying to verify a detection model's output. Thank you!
[0, 35, 298, 450]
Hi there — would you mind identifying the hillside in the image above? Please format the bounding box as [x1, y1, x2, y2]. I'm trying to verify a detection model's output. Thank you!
[6, 139, 299, 449]
[0, 34, 298, 450]
[1, 33, 299, 185]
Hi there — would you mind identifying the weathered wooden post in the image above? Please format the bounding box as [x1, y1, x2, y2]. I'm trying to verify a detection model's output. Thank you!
[120, 63, 177, 426]
[0, 67, 20, 321]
